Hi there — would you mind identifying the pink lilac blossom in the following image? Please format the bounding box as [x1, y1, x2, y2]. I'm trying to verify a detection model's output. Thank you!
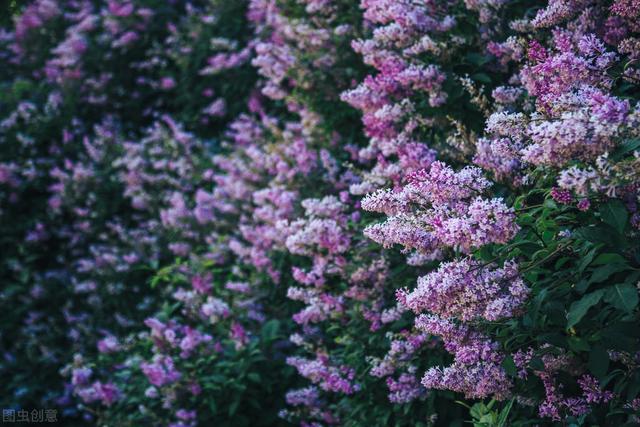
[415, 315, 512, 400]
[141, 355, 182, 387]
[287, 355, 359, 394]
[363, 162, 518, 253]
[398, 259, 528, 322]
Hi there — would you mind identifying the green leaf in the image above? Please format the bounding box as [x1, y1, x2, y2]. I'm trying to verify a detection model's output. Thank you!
[537, 333, 567, 348]
[604, 283, 639, 313]
[529, 357, 545, 370]
[477, 244, 495, 262]
[575, 226, 605, 243]
[469, 402, 487, 420]
[497, 398, 515, 427]
[588, 345, 610, 379]
[471, 73, 492, 84]
[589, 263, 629, 285]
[517, 214, 534, 225]
[592, 253, 627, 266]
[247, 372, 261, 383]
[532, 248, 551, 262]
[501, 355, 517, 376]
[228, 398, 241, 417]
[567, 290, 604, 328]
[568, 336, 591, 352]
[465, 53, 492, 66]
[479, 414, 495, 425]
[611, 138, 640, 161]
[599, 200, 628, 234]
[625, 271, 640, 286]
[578, 247, 599, 273]
[575, 225, 625, 247]
[260, 319, 280, 341]
[555, 256, 572, 269]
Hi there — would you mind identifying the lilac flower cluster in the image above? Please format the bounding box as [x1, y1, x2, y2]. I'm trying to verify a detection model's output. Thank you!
[513, 348, 616, 420]
[398, 259, 528, 322]
[287, 355, 359, 395]
[415, 315, 512, 400]
[362, 161, 519, 255]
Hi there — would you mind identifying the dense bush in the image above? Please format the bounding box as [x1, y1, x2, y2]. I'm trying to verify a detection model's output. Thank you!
[1, 0, 639, 426]
[0, 0, 257, 422]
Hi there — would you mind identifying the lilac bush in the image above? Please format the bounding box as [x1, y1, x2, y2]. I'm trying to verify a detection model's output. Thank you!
[2, 0, 640, 426]
[0, 0, 257, 421]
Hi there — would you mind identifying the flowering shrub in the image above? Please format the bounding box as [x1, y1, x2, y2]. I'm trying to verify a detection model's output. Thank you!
[0, 0, 257, 421]
[2, 0, 640, 426]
